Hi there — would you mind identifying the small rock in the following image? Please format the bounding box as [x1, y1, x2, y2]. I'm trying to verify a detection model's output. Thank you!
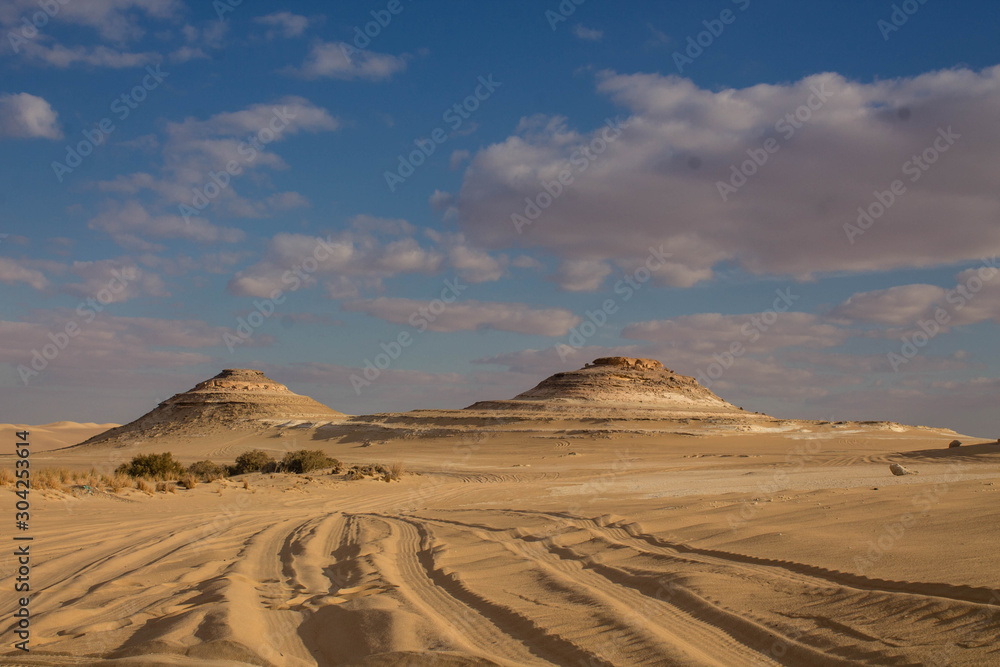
[949, 439, 962, 448]
[890, 463, 917, 476]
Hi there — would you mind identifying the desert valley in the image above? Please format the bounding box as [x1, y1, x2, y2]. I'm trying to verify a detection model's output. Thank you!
[2, 357, 998, 666]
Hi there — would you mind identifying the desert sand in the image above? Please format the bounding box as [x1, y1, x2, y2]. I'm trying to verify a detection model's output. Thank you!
[2, 360, 999, 666]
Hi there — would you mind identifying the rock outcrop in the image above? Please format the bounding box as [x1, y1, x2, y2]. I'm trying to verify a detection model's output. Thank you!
[467, 358, 767, 419]
[75, 369, 342, 447]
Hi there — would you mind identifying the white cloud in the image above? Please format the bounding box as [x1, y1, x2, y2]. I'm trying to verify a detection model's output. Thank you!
[0, 258, 49, 289]
[254, 12, 310, 39]
[18, 42, 160, 68]
[623, 312, 849, 353]
[572, 24, 603, 41]
[549, 258, 612, 291]
[61, 260, 168, 304]
[228, 225, 444, 299]
[88, 201, 245, 250]
[832, 262, 1000, 328]
[0, 0, 182, 43]
[299, 41, 408, 81]
[456, 66, 1000, 287]
[342, 298, 581, 336]
[0, 93, 61, 139]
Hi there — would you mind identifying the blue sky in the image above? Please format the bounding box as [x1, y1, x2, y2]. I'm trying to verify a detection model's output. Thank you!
[1, 0, 998, 436]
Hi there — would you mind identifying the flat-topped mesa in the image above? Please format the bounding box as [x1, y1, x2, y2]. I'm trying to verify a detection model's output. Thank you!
[467, 357, 769, 419]
[74, 369, 343, 447]
[587, 357, 666, 372]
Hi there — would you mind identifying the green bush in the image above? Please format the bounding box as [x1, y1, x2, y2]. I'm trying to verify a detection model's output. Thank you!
[116, 453, 185, 479]
[233, 449, 276, 474]
[280, 450, 340, 474]
[188, 460, 227, 481]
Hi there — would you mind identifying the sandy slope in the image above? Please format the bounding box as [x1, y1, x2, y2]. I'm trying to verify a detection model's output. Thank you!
[2, 422, 119, 453]
[2, 421, 999, 665]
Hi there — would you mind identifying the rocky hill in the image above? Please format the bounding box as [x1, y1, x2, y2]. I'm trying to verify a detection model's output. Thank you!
[73, 369, 343, 447]
[467, 357, 768, 419]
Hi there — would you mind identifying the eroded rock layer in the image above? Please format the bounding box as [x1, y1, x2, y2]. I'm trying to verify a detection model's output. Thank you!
[467, 358, 766, 419]
[76, 369, 342, 446]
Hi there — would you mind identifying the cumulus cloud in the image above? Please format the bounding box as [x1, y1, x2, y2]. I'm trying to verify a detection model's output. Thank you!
[0, 93, 61, 139]
[227, 223, 444, 299]
[342, 298, 581, 336]
[88, 201, 245, 250]
[456, 66, 1000, 288]
[254, 12, 311, 39]
[299, 42, 408, 81]
[831, 261, 1000, 328]
[90, 97, 339, 244]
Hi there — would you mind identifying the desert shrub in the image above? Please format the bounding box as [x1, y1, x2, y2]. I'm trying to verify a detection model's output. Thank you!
[388, 462, 405, 481]
[36, 470, 61, 490]
[136, 478, 154, 494]
[109, 473, 130, 493]
[117, 452, 185, 479]
[188, 460, 227, 481]
[345, 468, 364, 481]
[155, 481, 168, 493]
[242, 480, 250, 490]
[178, 475, 197, 489]
[233, 450, 276, 475]
[0, 468, 12, 486]
[280, 450, 340, 474]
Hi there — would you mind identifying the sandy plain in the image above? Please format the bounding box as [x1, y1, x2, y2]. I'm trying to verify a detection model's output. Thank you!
[2, 412, 998, 666]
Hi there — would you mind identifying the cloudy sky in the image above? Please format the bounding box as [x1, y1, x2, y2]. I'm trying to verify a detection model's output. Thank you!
[1, 0, 998, 436]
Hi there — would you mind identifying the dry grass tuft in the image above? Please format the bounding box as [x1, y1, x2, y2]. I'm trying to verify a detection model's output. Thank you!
[155, 481, 168, 493]
[243, 480, 250, 490]
[136, 478, 154, 494]
[389, 462, 405, 481]
[109, 473, 130, 493]
[178, 475, 197, 490]
[0, 468, 13, 486]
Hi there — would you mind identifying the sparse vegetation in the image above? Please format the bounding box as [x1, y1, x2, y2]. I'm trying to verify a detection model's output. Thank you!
[117, 452, 185, 480]
[0, 468, 12, 486]
[155, 481, 169, 493]
[136, 478, 154, 494]
[389, 462, 405, 481]
[233, 449, 276, 474]
[109, 473, 131, 493]
[188, 460, 227, 481]
[280, 450, 341, 474]
[178, 475, 198, 489]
